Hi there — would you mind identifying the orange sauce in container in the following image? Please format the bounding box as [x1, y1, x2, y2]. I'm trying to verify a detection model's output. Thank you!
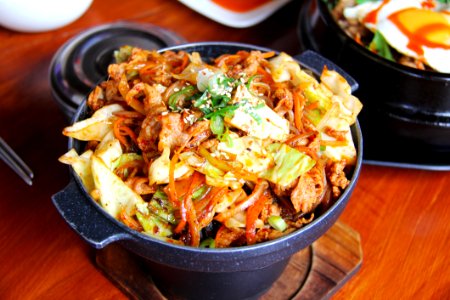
[212, 0, 272, 12]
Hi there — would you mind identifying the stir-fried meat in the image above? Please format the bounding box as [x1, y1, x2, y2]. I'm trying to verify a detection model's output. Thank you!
[142, 84, 167, 114]
[254, 227, 293, 243]
[215, 226, 245, 248]
[273, 88, 294, 116]
[158, 112, 190, 152]
[200, 138, 219, 150]
[327, 160, 350, 198]
[87, 86, 106, 111]
[270, 179, 298, 199]
[290, 164, 326, 214]
[107, 63, 126, 82]
[162, 50, 189, 74]
[224, 51, 269, 79]
[259, 200, 282, 224]
[102, 80, 123, 102]
[185, 119, 211, 148]
[323, 126, 347, 141]
[137, 114, 161, 153]
[139, 50, 188, 86]
[239, 51, 263, 77]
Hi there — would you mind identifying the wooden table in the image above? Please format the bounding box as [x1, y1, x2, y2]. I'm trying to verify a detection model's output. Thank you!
[1, 0, 449, 299]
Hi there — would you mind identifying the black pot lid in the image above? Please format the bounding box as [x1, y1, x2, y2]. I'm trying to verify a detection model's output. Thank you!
[50, 21, 186, 118]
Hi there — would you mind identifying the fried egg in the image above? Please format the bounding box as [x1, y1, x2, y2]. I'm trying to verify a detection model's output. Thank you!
[344, 0, 450, 73]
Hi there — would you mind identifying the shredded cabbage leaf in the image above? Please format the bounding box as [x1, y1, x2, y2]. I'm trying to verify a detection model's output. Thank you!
[262, 143, 316, 187]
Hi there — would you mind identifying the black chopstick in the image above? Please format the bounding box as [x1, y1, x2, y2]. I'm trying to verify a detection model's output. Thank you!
[0, 137, 34, 186]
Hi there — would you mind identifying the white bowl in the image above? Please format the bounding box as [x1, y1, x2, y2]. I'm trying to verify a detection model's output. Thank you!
[0, 0, 93, 32]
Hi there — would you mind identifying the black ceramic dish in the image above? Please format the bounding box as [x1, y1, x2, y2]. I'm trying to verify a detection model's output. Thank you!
[52, 42, 363, 300]
[298, 0, 450, 170]
[49, 21, 185, 120]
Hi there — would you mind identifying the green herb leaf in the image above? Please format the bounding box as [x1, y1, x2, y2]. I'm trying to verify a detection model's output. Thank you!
[368, 30, 395, 62]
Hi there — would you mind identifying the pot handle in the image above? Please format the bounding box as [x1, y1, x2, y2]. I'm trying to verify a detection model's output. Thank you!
[295, 50, 359, 92]
[52, 180, 131, 249]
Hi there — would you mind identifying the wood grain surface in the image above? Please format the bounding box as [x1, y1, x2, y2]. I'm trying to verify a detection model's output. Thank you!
[1, 1, 449, 299]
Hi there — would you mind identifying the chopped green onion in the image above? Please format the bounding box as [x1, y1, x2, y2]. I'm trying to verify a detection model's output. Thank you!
[245, 74, 262, 96]
[208, 74, 235, 98]
[192, 72, 245, 136]
[168, 85, 197, 110]
[114, 45, 133, 63]
[368, 30, 394, 62]
[217, 126, 234, 147]
[211, 95, 231, 109]
[241, 100, 264, 125]
[210, 114, 224, 135]
[153, 189, 168, 201]
[200, 238, 216, 248]
[192, 185, 209, 200]
[203, 104, 239, 119]
[268, 215, 288, 232]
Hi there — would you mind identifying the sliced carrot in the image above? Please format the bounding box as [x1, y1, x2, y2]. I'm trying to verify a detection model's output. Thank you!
[215, 180, 268, 223]
[113, 117, 130, 148]
[261, 51, 275, 59]
[256, 66, 274, 84]
[174, 171, 202, 246]
[119, 209, 141, 231]
[196, 187, 228, 229]
[293, 90, 306, 132]
[245, 190, 269, 245]
[320, 140, 348, 147]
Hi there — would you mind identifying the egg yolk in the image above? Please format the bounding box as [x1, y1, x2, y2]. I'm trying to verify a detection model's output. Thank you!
[388, 8, 450, 55]
[212, 0, 271, 12]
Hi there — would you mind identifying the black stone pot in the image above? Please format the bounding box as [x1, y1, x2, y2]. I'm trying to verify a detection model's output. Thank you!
[52, 42, 363, 300]
[298, 0, 450, 168]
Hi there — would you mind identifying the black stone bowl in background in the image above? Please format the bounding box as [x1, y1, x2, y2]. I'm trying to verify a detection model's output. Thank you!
[299, 0, 450, 169]
[52, 42, 363, 300]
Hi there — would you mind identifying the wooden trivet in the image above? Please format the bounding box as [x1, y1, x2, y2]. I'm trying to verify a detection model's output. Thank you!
[95, 221, 362, 300]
